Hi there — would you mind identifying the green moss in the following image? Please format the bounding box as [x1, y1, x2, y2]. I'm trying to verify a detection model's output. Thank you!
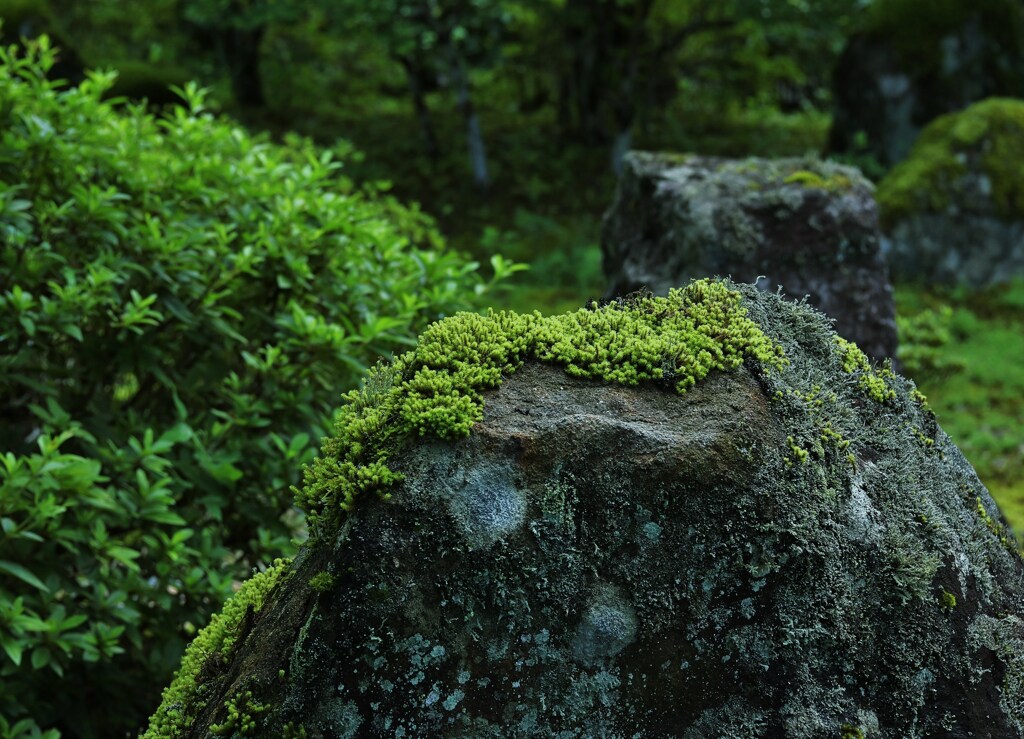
[834, 337, 897, 402]
[939, 589, 957, 610]
[782, 170, 853, 193]
[141, 559, 290, 739]
[294, 279, 787, 532]
[308, 571, 335, 592]
[840, 724, 866, 739]
[210, 691, 269, 736]
[877, 98, 1024, 226]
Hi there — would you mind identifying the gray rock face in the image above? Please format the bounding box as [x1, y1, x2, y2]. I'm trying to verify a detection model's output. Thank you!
[828, 3, 1024, 167]
[171, 286, 1024, 738]
[601, 152, 898, 362]
[883, 213, 1024, 287]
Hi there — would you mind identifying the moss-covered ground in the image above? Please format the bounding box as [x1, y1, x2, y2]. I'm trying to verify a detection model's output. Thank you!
[895, 279, 1024, 538]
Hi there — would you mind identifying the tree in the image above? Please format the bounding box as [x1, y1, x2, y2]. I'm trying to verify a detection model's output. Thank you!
[181, 0, 307, 107]
[330, 0, 511, 189]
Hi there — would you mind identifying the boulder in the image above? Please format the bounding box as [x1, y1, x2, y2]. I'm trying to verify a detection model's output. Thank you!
[877, 97, 1024, 286]
[828, 0, 1024, 167]
[601, 152, 898, 362]
[143, 280, 1024, 738]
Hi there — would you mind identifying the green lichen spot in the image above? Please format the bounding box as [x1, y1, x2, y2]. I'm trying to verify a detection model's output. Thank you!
[877, 98, 1024, 226]
[840, 723, 866, 739]
[294, 279, 787, 532]
[141, 559, 290, 739]
[940, 589, 957, 610]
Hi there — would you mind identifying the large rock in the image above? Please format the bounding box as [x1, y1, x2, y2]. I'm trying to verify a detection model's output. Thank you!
[143, 280, 1024, 738]
[877, 97, 1024, 286]
[828, 0, 1024, 167]
[602, 152, 898, 362]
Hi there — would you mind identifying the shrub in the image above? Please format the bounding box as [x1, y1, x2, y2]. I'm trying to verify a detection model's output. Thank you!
[0, 38, 506, 738]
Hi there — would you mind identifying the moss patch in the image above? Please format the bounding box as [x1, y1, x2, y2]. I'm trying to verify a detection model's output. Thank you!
[294, 279, 787, 532]
[142, 559, 290, 739]
[877, 98, 1024, 226]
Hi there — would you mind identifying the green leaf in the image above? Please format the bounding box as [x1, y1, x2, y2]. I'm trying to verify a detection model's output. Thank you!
[1, 634, 24, 666]
[0, 561, 49, 592]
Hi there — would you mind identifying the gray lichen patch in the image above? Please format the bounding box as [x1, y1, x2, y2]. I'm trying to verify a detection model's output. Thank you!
[445, 462, 527, 550]
[572, 588, 638, 666]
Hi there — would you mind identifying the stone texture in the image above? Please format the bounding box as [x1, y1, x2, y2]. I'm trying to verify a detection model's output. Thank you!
[883, 214, 1024, 287]
[162, 285, 1024, 738]
[827, 0, 1024, 167]
[601, 152, 898, 362]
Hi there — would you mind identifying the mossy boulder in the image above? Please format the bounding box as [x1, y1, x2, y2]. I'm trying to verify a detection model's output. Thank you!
[828, 0, 1024, 167]
[602, 152, 898, 362]
[143, 279, 1024, 738]
[877, 98, 1024, 285]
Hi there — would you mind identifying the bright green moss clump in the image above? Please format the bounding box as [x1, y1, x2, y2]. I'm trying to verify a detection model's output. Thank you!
[834, 336, 897, 403]
[877, 98, 1024, 226]
[295, 280, 787, 531]
[142, 559, 290, 739]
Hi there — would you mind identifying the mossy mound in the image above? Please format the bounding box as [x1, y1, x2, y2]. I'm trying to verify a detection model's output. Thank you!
[144, 279, 1024, 738]
[877, 98, 1024, 226]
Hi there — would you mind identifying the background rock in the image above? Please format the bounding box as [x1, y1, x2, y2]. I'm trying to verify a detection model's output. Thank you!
[877, 97, 1024, 286]
[827, 0, 1024, 167]
[601, 152, 898, 362]
[146, 283, 1024, 738]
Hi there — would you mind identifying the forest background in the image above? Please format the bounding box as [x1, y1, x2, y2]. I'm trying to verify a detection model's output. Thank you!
[0, 0, 1022, 737]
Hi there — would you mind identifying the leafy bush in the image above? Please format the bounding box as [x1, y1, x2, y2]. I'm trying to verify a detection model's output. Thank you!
[0, 38, 505, 738]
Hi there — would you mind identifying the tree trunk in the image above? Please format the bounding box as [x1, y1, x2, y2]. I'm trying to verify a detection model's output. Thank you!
[450, 52, 490, 190]
[221, 25, 266, 108]
[399, 56, 440, 159]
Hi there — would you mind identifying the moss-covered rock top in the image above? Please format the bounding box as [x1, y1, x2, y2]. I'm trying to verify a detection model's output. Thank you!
[877, 98, 1024, 227]
[295, 279, 786, 532]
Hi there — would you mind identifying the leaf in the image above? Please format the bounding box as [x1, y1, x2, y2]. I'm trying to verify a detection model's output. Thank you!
[144, 510, 186, 526]
[0, 561, 49, 592]
[1, 635, 24, 666]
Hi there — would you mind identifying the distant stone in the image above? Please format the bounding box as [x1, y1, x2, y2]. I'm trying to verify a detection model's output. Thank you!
[601, 152, 898, 362]
[828, 0, 1024, 167]
[877, 97, 1024, 286]
[145, 281, 1024, 738]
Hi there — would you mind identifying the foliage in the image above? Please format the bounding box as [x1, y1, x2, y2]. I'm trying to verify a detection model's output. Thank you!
[0, 39, 498, 738]
[296, 279, 786, 532]
[877, 98, 1024, 226]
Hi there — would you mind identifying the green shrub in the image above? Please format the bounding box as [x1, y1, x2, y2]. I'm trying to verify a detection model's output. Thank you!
[0, 38, 504, 738]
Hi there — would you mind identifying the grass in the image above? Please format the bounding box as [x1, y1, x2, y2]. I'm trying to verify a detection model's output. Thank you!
[895, 280, 1024, 536]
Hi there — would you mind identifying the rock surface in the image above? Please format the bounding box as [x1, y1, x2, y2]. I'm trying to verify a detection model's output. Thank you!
[145, 281, 1024, 738]
[601, 152, 898, 362]
[828, 0, 1024, 167]
[877, 98, 1024, 286]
